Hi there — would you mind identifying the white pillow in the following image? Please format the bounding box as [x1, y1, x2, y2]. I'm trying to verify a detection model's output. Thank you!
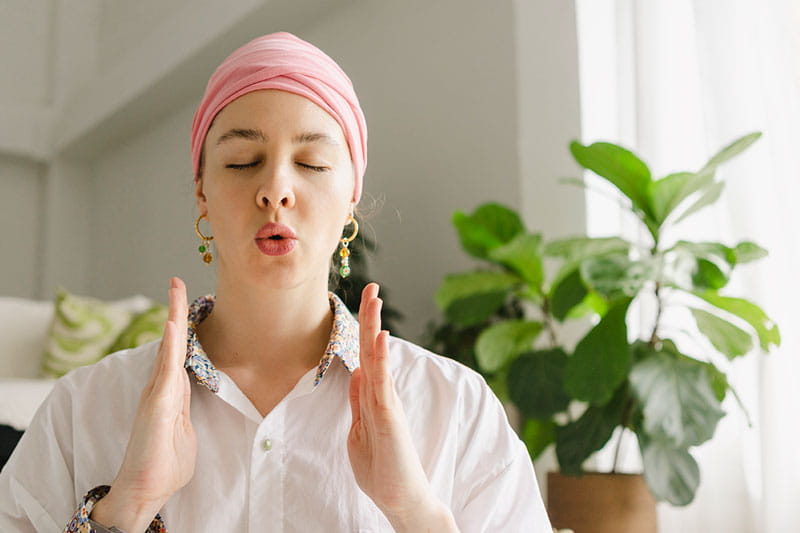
[0, 298, 54, 379]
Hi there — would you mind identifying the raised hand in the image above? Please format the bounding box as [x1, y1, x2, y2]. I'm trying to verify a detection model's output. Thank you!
[91, 277, 197, 531]
[347, 283, 458, 532]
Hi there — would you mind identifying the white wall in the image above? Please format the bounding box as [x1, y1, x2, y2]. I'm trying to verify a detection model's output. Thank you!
[0, 157, 43, 298]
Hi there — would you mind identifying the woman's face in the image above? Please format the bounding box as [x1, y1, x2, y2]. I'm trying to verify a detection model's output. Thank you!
[196, 89, 355, 290]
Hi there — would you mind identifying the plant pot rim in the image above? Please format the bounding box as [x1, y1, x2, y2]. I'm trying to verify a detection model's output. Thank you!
[549, 471, 645, 478]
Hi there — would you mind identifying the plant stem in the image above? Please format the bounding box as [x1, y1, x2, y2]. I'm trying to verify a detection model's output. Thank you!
[540, 296, 559, 349]
[649, 282, 663, 347]
[612, 395, 634, 473]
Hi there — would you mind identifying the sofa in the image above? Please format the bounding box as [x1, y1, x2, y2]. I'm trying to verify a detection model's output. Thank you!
[0, 293, 159, 469]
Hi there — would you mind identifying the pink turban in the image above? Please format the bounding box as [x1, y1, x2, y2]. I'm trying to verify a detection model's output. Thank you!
[190, 32, 368, 203]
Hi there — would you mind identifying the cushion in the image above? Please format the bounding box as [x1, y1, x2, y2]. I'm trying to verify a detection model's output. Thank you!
[0, 298, 54, 378]
[109, 304, 168, 353]
[40, 290, 154, 378]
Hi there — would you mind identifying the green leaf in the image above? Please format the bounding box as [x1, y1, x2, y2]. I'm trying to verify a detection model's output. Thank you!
[488, 233, 544, 288]
[733, 241, 768, 264]
[569, 141, 654, 219]
[693, 292, 780, 351]
[690, 308, 753, 359]
[475, 320, 543, 373]
[508, 348, 571, 418]
[674, 181, 725, 224]
[564, 299, 632, 404]
[672, 241, 736, 266]
[650, 172, 694, 223]
[630, 351, 725, 447]
[564, 290, 609, 320]
[703, 361, 728, 402]
[692, 258, 729, 290]
[580, 253, 652, 300]
[452, 204, 525, 259]
[444, 291, 508, 327]
[435, 271, 520, 311]
[555, 384, 627, 475]
[640, 437, 700, 506]
[550, 269, 588, 321]
[522, 418, 556, 461]
[650, 168, 715, 224]
[702, 132, 762, 172]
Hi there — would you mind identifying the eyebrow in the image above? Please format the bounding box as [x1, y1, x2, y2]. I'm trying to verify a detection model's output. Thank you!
[215, 128, 340, 147]
[216, 128, 265, 145]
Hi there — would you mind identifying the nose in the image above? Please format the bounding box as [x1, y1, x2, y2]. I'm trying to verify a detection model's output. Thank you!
[255, 164, 296, 210]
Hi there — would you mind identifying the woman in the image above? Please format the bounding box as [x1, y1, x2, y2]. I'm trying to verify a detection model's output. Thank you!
[0, 33, 551, 532]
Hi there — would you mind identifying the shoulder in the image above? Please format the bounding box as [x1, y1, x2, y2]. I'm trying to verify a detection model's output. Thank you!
[385, 336, 507, 436]
[53, 340, 160, 399]
[386, 335, 489, 399]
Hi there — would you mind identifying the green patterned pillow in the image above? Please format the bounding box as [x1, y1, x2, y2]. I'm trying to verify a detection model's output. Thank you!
[108, 304, 168, 353]
[41, 289, 135, 378]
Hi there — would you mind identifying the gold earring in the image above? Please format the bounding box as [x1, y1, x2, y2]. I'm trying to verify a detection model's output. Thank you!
[339, 215, 359, 278]
[195, 214, 214, 264]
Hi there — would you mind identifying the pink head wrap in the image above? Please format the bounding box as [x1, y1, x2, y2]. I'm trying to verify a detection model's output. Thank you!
[190, 32, 368, 203]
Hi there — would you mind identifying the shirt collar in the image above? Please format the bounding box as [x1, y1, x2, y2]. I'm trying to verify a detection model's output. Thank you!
[184, 292, 360, 393]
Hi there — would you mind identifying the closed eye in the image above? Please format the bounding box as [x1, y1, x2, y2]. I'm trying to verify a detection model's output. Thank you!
[297, 162, 329, 172]
[226, 161, 260, 170]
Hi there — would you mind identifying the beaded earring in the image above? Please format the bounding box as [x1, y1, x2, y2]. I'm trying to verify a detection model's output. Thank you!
[195, 214, 214, 264]
[339, 215, 359, 278]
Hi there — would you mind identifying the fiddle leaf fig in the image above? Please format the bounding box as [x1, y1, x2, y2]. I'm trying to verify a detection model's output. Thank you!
[630, 351, 725, 448]
[429, 132, 776, 508]
[690, 308, 753, 359]
[522, 418, 556, 461]
[508, 348, 570, 418]
[569, 141, 654, 222]
[475, 320, 543, 373]
[693, 292, 780, 351]
[564, 299, 632, 404]
[452, 203, 525, 259]
[488, 233, 544, 288]
[701, 132, 762, 172]
[556, 385, 628, 475]
[640, 437, 700, 506]
[435, 271, 519, 312]
[550, 269, 588, 321]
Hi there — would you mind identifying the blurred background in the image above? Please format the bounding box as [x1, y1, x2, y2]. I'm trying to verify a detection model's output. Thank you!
[1, 0, 798, 531]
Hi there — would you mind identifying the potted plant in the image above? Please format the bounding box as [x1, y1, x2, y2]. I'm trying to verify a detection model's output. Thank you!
[425, 133, 779, 531]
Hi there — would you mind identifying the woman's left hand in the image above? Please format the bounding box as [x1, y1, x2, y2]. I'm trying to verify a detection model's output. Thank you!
[347, 283, 458, 532]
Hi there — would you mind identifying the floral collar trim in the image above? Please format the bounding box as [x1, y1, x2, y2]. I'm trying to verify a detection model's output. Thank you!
[184, 292, 360, 393]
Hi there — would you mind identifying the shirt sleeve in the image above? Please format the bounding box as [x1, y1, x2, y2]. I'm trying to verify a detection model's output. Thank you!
[63, 485, 167, 533]
[0, 375, 168, 533]
[450, 367, 553, 532]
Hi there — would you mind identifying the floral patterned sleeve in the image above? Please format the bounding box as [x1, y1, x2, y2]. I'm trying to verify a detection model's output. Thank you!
[63, 485, 167, 533]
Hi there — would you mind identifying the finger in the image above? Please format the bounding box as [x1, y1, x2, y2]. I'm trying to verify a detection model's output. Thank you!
[371, 330, 393, 402]
[359, 288, 382, 376]
[348, 367, 363, 427]
[151, 320, 179, 398]
[358, 283, 380, 358]
[167, 278, 188, 372]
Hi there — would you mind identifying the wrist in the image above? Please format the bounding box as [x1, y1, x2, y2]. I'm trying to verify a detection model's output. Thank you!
[90, 486, 164, 533]
[386, 499, 458, 533]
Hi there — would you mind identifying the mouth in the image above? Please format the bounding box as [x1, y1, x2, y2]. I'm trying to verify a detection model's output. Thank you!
[255, 222, 297, 256]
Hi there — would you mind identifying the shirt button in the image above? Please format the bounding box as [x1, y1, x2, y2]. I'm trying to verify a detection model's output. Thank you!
[262, 438, 273, 451]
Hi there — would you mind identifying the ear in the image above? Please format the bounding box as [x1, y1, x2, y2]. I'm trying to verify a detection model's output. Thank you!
[194, 178, 208, 215]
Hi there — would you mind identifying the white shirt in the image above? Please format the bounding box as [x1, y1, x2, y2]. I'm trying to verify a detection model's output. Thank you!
[0, 293, 552, 532]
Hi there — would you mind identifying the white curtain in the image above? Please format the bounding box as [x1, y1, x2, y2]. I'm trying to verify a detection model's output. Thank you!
[575, 0, 800, 531]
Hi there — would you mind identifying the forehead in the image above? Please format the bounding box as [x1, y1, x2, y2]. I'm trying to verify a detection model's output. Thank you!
[208, 89, 347, 144]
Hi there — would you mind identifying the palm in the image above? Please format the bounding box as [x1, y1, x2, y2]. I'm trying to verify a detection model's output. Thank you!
[347, 284, 433, 518]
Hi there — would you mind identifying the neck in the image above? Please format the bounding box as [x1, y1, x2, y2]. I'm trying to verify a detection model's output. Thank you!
[197, 269, 334, 373]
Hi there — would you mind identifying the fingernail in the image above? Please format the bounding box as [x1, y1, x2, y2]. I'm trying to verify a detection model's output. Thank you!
[170, 277, 178, 289]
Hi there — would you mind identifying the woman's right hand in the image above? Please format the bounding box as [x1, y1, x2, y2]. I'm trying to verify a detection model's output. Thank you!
[91, 277, 197, 531]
